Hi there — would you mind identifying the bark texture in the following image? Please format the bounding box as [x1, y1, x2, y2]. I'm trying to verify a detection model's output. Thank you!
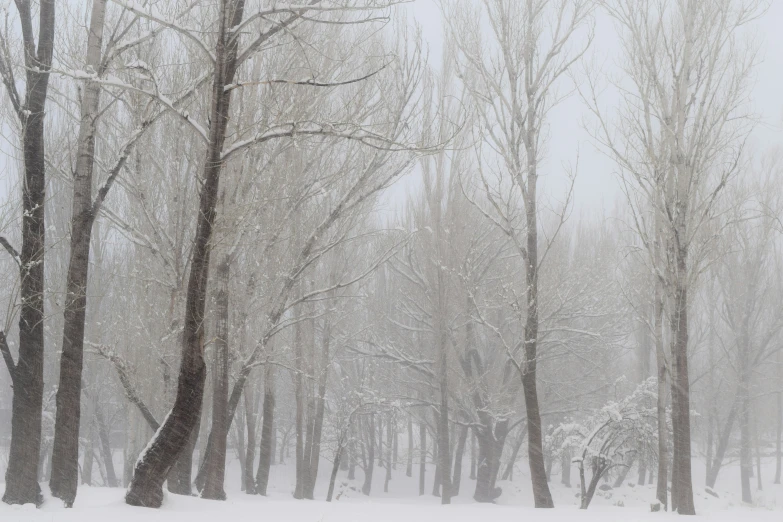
[2, 0, 55, 507]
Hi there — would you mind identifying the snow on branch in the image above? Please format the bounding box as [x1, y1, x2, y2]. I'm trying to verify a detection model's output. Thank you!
[109, 0, 215, 63]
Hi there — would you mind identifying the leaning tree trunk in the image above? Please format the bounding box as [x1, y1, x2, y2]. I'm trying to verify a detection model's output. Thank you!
[202, 257, 231, 500]
[49, 0, 106, 507]
[125, 1, 245, 507]
[2, 0, 55, 508]
[255, 362, 276, 496]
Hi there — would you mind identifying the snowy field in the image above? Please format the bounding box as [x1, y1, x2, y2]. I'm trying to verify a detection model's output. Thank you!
[2, 455, 783, 521]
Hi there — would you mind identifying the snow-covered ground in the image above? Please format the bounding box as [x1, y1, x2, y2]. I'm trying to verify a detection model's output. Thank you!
[2, 454, 783, 521]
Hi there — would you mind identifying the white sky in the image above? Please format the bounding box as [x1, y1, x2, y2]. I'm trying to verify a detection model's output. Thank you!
[380, 0, 783, 219]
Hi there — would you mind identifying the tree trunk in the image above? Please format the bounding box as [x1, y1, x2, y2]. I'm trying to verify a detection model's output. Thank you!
[384, 415, 393, 493]
[95, 406, 118, 487]
[406, 417, 413, 477]
[740, 375, 752, 504]
[256, 362, 275, 496]
[125, 1, 245, 507]
[304, 321, 331, 499]
[49, 0, 106, 507]
[776, 386, 782, 484]
[362, 414, 375, 496]
[326, 443, 344, 502]
[451, 424, 468, 496]
[470, 430, 476, 480]
[419, 422, 426, 495]
[202, 257, 231, 500]
[243, 382, 257, 494]
[706, 397, 739, 488]
[294, 315, 306, 499]
[522, 169, 554, 508]
[653, 281, 669, 509]
[561, 449, 571, 487]
[437, 334, 452, 504]
[167, 401, 201, 495]
[669, 265, 695, 515]
[2, 0, 55, 508]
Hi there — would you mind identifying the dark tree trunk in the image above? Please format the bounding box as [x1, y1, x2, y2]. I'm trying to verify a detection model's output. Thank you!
[167, 400, 201, 495]
[95, 407, 118, 488]
[49, 0, 106, 507]
[451, 424, 468, 496]
[522, 172, 554, 509]
[202, 257, 231, 500]
[125, 1, 245, 508]
[419, 422, 426, 495]
[255, 363, 275, 496]
[1, 0, 55, 508]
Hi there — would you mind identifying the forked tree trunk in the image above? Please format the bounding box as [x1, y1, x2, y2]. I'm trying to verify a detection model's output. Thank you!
[202, 257, 231, 500]
[255, 362, 275, 496]
[2, 0, 55, 508]
[125, 1, 245, 508]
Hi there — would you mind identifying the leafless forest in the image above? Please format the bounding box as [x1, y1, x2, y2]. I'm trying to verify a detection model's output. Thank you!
[0, 0, 781, 516]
